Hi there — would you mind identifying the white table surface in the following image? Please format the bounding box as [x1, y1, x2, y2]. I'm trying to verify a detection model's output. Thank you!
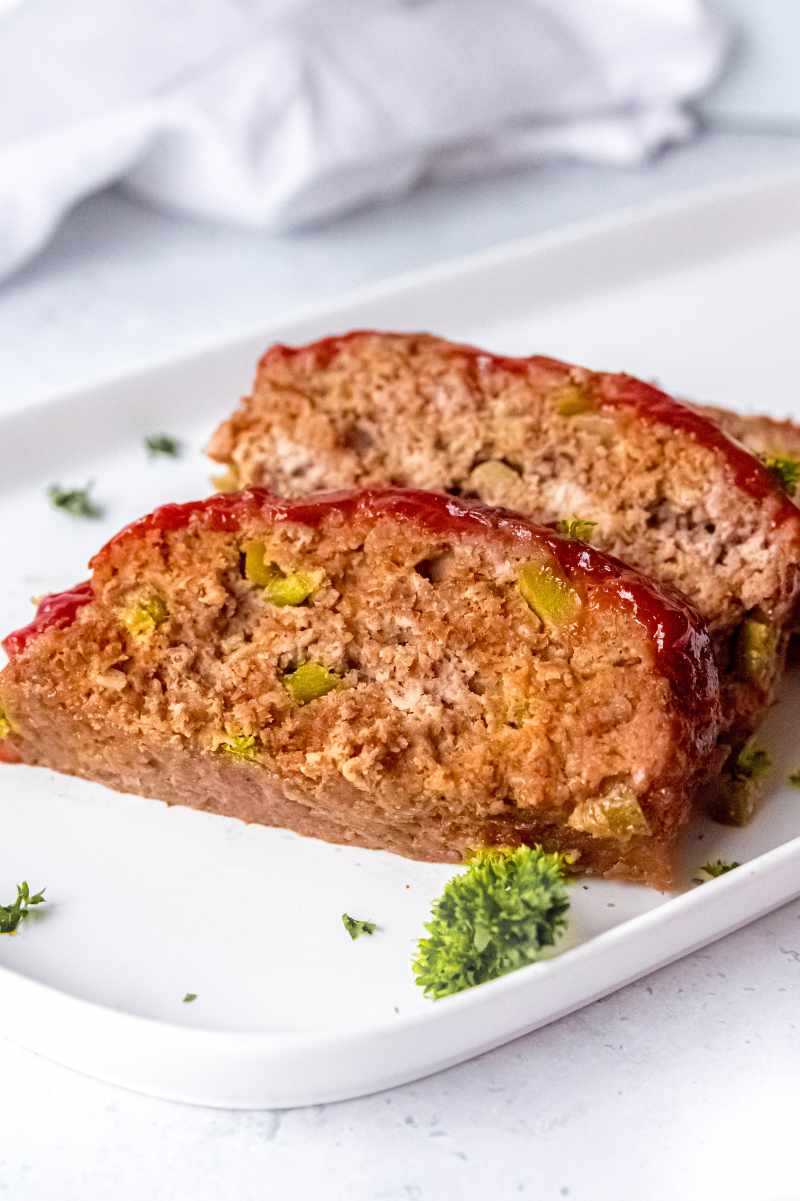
[3, 17, 800, 1195]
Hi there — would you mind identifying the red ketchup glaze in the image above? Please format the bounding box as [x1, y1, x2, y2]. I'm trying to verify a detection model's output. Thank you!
[596, 373, 798, 524]
[92, 487, 719, 747]
[260, 332, 797, 524]
[3, 581, 94, 659]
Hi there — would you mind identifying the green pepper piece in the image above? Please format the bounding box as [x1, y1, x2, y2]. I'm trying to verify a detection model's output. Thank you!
[243, 541, 322, 604]
[568, 786, 651, 840]
[708, 738, 771, 827]
[737, 618, 777, 686]
[554, 384, 596, 417]
[122, 594, 169, 637]
[264, 571, 322, 607]
[219, 734, 261, 762]
[242, 541, 276, 587]
[518, 562, 581, 626]
[283, 662, 341, 705]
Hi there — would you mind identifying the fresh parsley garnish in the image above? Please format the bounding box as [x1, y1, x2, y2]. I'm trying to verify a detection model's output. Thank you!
[555, 517, 597, 542]
[693, 859, 740, 884]
[47, 482, 103, 518]
[761, 454, 800, 497]
[413, 846, 571, 1000]
[0, 882, 47, 934]
[182, 992, 198, 1003]
[145, 434, 181, 459]
[342, 913, 377, 940]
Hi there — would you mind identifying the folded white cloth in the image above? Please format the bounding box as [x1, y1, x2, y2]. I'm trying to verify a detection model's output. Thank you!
[0, 0, 728, 280]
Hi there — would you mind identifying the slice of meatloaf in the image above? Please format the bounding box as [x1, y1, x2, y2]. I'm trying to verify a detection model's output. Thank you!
[207, 332, 800, 758]
[0, 488, 720, 887]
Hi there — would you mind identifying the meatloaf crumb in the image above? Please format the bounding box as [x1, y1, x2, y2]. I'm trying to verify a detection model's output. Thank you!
[0, 488, 721, 888]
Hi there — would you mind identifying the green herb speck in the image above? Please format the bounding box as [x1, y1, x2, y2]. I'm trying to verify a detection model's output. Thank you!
[693, 859, 740, 884]
[145, 434, 181, 459]
[47, 482, 103, 518]
[761, 454, 800, 496]
[342, 913, 377, 940]
[555, 517, 597, 542]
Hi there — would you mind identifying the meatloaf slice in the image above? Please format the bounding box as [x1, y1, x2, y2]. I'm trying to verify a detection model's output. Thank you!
[0, 488, 720, 888]
[207, 332, 800, 753]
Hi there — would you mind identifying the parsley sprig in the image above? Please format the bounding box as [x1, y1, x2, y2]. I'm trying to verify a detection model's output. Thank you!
[413, 846, 570, 999]
[0, 882, 47, 934]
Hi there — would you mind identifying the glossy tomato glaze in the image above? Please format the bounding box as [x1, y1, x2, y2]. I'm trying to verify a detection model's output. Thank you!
[3, 581, 93, 659]
[260, 332, 797, 525]
[3, 488, 720, 750]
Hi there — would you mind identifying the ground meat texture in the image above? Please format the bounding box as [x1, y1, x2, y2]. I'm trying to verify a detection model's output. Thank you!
[693, 403, 800, 466]
[207, 333, 800, 749]
[0, 489, 720, 888]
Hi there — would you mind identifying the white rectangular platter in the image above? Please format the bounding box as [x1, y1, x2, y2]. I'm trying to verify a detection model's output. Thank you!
[2, 171, 800, 1110]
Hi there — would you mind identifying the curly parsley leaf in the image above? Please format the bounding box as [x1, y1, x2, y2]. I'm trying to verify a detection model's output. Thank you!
[693, 859, 740, 884]
[342, 913, 377, 940]
[0, 881, 47, 934]
[47, 482, 103, 519]
[145, 434, 182, 459]
[413, 845, 571, 1000]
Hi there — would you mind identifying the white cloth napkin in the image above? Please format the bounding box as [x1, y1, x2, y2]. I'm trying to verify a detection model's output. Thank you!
[0, 0, 728, 281]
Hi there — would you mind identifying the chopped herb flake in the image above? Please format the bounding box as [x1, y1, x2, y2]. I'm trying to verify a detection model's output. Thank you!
[145, 434, 181, 458]
[789, 769, 800, 788]
[0, 882, 46, 934]
[342, 913, 377, 940]
[413, 845, 571, 1000]
[761, 454, 800, 496]
[555, 517, 597, 542]
[693, 859, 740, 884]
[47, 482, 103, 518]
[182, 992, 198, 1003]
